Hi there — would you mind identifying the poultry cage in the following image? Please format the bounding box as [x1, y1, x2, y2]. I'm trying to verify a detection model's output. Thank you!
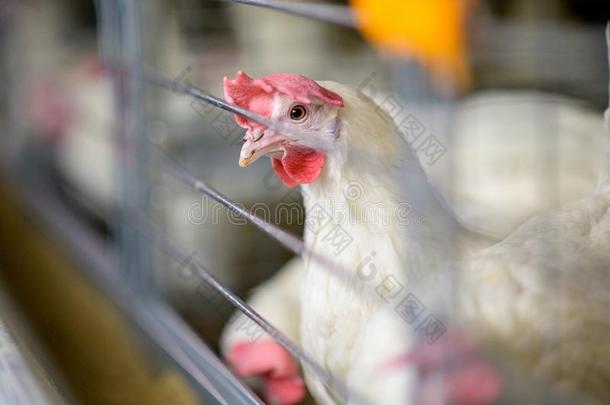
[0, 0, 609, 404]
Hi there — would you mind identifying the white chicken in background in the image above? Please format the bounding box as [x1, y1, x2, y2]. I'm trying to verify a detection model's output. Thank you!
[221, 26, 610, 405]
[33, 58, 116, 213]
[433, 91, 605, 238]
[23, 9, 298, 297]
[25, 12, 204, 215]
[25, 51, 294, 295]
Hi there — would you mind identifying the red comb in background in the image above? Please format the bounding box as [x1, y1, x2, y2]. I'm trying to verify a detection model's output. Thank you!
[223, 71, 343, 128]
[80, 56, 106, 78]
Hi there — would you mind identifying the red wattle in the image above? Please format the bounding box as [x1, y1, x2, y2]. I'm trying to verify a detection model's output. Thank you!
[272, 148, 325, 188]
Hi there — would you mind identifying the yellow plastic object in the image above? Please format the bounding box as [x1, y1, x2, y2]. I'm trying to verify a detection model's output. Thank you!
[351, 0, 475, 92]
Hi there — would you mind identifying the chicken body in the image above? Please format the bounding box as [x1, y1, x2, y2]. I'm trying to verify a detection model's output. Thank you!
[294, 81, 479, 403]
[221, 36, 610, 402]
[454, 189, 610, 402]
[223, 81, 494, 404]
[298, 84, 610, 404]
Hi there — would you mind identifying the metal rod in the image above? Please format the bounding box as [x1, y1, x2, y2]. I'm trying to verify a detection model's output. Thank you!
[155, 149, 354, 288]
[7, 143, 263, 405]
[106, 64, 331, 142]
[145, 302, 263, 405]
[99, 0, 152, 292]
[221, 0, 358, 28]
[149, 303, 265, 405]
[137, 66, 368, 403]
[142, 66, 305, 139]
[143, 218, 369, 405]
[157, 151, 304, 254]
[130, 302, 235, 405]
[118, 0, 152, 292]
[606, 23, 610, 106]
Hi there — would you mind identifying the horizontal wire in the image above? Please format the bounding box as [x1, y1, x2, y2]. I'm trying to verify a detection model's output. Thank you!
[9, 140, 263, 405]
[137, 68, 313, 259]
[157, 152, 304, 255]
[142, 66, 371, 325]
[141, 65, 356, 267]
[135, 302, 235, 405]
[124, 64, 341, 144]
[142, 66, 304, 140]
[140, 212, 369, 405]
[220, 0, 358, 28]
[155, 149, 354, 288]
[148, 302, 264, 405]
[103, 63, 375, 403]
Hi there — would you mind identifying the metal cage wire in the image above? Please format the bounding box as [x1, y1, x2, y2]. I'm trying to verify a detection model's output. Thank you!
[95, 1, 380, 404]
[43, 1, 606, 404]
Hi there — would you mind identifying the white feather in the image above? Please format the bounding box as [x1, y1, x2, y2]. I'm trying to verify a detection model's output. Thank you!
[222, 28, 610, 405]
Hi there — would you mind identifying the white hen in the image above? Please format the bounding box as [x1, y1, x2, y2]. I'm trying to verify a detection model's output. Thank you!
[221, 25, 610, 405]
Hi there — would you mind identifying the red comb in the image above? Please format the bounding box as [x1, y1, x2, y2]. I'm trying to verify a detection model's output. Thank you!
[223, 71, 343, 128]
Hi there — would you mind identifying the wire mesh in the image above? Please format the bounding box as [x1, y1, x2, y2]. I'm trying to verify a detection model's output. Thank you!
[2, 0, 609, 404]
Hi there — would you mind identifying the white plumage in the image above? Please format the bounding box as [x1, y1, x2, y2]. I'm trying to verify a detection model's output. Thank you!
[430, 91, 605, 238]
[222, 27, 610, 404]
[293, 82, 499, 404]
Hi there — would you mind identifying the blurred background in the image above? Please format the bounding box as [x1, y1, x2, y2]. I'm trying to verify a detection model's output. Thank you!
[0, 0, 609, 403]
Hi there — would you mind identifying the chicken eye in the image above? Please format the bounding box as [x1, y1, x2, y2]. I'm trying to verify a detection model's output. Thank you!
[289, 105, 307, 121]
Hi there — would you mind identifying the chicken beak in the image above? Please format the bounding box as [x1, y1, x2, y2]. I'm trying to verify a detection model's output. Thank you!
[239, 131, 287, 167]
